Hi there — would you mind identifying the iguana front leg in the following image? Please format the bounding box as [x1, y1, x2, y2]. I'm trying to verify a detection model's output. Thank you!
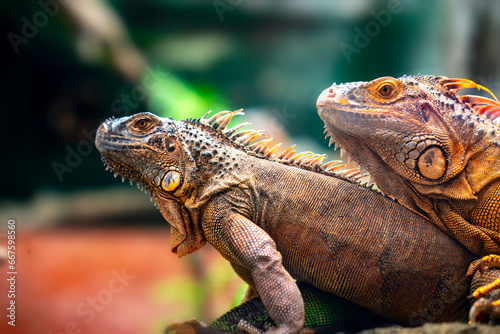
[204, 209, 305, 334]
[230, 262, 259, 302]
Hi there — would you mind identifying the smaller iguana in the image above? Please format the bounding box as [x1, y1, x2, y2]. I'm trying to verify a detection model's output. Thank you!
[316, 74, 500, 320]
[96, 110, 477, 333]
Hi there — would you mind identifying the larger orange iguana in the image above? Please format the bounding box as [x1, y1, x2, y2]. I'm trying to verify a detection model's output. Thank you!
[96, 111, 479, 333]
[316, 75, 500, 316]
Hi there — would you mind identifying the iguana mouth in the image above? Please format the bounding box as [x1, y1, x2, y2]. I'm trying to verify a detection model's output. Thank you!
[95, 139, 132, 153]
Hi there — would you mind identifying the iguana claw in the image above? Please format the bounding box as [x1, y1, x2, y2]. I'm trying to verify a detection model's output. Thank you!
[472, 255, 500, 299]
[469, 298, 500, 324]
[469, 255, 500, 324]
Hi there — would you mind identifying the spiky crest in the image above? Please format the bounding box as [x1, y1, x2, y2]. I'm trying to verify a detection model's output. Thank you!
[185, 109, 373, 188]
[439, 78, 500, 120]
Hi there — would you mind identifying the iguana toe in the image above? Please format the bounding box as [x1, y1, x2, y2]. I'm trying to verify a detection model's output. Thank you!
[469, 297, 500, 324]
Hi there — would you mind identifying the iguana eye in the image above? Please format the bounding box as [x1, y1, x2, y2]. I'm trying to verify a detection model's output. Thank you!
[133, 118, 151, 130]
[378, 83, 397, 98]
[370, 78, 402, 100]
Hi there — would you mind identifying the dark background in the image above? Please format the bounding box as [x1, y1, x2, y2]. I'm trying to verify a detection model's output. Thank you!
[2, 1, 500, 333]
[4, 0, 500, 205]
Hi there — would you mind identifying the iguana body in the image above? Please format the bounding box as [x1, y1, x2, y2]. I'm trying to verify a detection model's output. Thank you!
[96, 111, 475, 333]
[316, 75, 500, 258]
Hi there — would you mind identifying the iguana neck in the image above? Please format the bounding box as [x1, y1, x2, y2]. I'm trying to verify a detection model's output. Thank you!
[173, 115, 368, 210]
[177, 125, 253, 209]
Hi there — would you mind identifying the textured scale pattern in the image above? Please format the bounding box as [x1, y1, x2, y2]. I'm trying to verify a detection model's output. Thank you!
[317, 75, 500, 257]
[96, 110, 486, 332]
[470, 182, 500, 231]
[201, 282, 371, 334]
[317, 75, 500, 322]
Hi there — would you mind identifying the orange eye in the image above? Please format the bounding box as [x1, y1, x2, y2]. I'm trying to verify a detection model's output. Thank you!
[134, 119, 150, 130]
[378, 83, 396, 97]
[369, 78, 402, 100]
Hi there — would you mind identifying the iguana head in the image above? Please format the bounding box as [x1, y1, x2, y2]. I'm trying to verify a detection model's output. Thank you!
[94, 109, 285, 256]
[317, 75, 500, 206]
[96, 112, 208, 256]
[96, 112, 195, 198]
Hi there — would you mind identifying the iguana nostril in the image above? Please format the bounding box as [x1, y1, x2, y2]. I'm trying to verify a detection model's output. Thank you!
[316, 87, 337, 108]
[99, 123, 107, 133]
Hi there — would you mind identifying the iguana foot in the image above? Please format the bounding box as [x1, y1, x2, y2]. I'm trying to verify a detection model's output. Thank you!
[473, 279, 500, 299]
[469, 257, 500, 324]
[165, 318, 207, 334]
[469, 298, 500, 324]
[237, 319, 263, 334]
[478, 255, 500, 271]
[472, 255, 500, 299]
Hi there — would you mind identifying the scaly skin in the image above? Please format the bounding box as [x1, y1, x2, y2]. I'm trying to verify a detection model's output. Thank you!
[316, 75, 500, 321]
[317, 75, 500, 258]
[96, 111, 476, 332]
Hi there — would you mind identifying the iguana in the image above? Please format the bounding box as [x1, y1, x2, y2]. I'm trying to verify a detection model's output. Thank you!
[96, 110, 476, 333]
[316, 75, 500, 257]
[316, 74, 500, 318]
